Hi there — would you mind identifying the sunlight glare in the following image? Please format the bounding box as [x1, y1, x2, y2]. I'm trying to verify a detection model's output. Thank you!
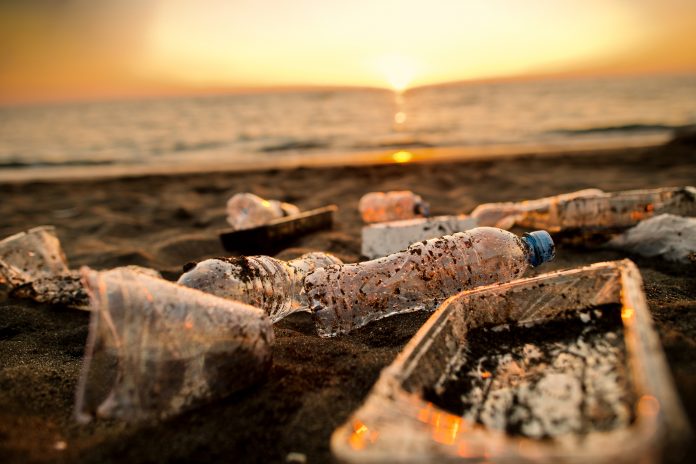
[392, 151, 413, 163]
[375, 54, 420, 91]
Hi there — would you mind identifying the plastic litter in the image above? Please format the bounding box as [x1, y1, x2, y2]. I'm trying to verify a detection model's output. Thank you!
[0, 225, 70, 288]
[305, 227, 555, 337]
[75, 267, 273, 422]
[606, 214, 696, 263]
[220, 205, 337, 255]
[470, 189, 605, 229]
[359, 191, 430, 224]
[472, 186, 696, 232]
[331, 260, 690, 463]
[361, 214, 478, 259]
[227, 192, 301, 230]
[178, 251, 343, 323]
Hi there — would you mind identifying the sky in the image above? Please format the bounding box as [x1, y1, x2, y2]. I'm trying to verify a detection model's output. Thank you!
[1, 0, 695, 104]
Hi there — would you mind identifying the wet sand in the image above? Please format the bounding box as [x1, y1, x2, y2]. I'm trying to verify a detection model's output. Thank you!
[1, 142, 695, 463]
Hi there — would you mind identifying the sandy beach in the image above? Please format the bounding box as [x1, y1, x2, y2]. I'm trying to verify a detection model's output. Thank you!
[1, 141, 695, 463]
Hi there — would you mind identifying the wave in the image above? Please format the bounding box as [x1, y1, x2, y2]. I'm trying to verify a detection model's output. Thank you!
[0, 159, 116, 170]
[352, 139, 434, 150]
[549, 123, 684, 136]
[260, 140, 328, 153]
[146, 140, 227, 156]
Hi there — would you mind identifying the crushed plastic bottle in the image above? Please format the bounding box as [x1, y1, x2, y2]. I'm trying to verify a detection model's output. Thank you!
[178, 251, 343, 323]
[359, 191, 430, 223]
[305, 227, 555, 337]
[227, 193, 301, 230]
[471, 186, 696, 232]
[0, 225, 70, 288]
[470, 189, 605, 229]
[75, 267, 273, 422]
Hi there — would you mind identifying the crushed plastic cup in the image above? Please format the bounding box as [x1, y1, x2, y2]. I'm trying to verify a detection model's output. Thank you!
[359, 191, 430, 224]
[178, 251, 343, 322]
[0, 225, 70, 288]
[306, 227, 555, 337]
[75, 267, 274, 422]
[227, 193, 301, 230]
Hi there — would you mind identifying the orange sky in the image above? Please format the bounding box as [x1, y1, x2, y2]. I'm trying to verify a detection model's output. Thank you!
[1, 0, 695, 105]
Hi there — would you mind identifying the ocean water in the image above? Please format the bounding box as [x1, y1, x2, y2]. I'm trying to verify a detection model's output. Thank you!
[1, 74, 694, 174]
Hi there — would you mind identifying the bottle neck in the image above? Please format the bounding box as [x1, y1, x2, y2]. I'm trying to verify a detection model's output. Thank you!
[521, 231, 555, 267]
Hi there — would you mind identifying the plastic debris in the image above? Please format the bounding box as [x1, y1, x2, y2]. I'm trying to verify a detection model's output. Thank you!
[470, 189, 605, 229]
[361, 214, 478, 259]
[359, 191, 430, 224]
[331, 260, 690, 463]
[606, 214, 696, 263]
[472, 186, 696, 232]
[178, 252, 343, 323]
[0, 225, 70, 288]
[220, 205, 337, 254]
[75, 267, 273, 422]
[227, 192, 301, 230]
[305, 227, 555, 337]
[0, 224, 161, 309]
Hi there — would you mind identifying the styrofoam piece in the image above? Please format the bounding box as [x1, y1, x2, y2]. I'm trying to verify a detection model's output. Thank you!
[331, 260, 690, 463]
[361, 215, 479, 259]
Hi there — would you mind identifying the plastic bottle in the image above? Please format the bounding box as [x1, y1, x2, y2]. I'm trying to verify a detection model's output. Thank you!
[75, 267, 273, 422]
[470, 189, 605, 229]
[305, 227, 555, 337]
[471, 186, 696, 232]
[359, 191, 430, 223]
[226, 193, 301, 230]
[178, 251, 343, 323]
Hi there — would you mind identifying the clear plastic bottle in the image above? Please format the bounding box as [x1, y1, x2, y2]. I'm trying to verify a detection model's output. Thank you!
[470, 189, 604, 229]
[305, 227, 555, 337]
[471, 186, 696, 232]
[359, 191, 430, 223]
[178, 251, 343, 322]
[226, 193, 301, 230]
[75, 267, 273, 422]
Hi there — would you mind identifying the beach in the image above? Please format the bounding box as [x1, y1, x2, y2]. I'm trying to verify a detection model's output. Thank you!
[1, 141, 695, 463]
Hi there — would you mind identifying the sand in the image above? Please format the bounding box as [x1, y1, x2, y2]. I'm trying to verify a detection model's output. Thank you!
[1, 142, 695, 463]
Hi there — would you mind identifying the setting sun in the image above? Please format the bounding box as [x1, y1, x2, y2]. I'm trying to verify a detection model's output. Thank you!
[374, 54, 421, 91]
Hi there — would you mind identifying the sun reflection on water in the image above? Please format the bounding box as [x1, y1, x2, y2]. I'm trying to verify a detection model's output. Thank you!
[392, 150, 413, 163]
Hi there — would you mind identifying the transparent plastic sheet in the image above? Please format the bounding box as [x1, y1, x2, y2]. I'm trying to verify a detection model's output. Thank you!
[75, 267, 274, 422]
[226, 192, 301, 230]
[178, 252, 342, 322]
[0, 225, 70, 288]
[306, 228, 554, 337]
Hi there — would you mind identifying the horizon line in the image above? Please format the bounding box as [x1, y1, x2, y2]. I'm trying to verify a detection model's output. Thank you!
[2, 68, 695, 108]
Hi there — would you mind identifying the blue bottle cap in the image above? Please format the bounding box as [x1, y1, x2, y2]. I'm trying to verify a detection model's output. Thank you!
[522, 230, 555, 267]
[414, 201, 430, 217]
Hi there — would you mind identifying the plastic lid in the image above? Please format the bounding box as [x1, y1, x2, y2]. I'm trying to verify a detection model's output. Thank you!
[522, 230, 555, 267]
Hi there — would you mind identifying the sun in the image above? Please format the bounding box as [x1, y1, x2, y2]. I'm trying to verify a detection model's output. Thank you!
[374, 54, 420, 92]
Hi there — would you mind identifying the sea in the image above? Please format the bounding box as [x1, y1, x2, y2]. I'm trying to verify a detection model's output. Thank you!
[1, 73, 695, 180]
